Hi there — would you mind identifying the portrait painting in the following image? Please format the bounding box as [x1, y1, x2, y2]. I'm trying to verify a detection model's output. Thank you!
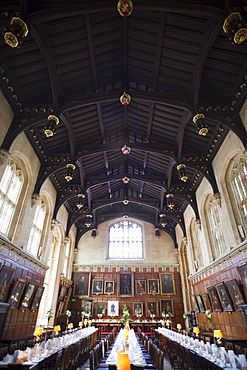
[30, 286, 44, 311]
[133, 302, 143, 316]
[207, 286, 222, 312]
[201, 293, 211, 311]
[0, 266, 15, 302]
[146, 301, 158, 316]
[160, 299, 173, 315]
[8, 278, 26, 309]
[20, 283, 36, 310]
[147, 279, 159, 295]
[95, 302, 106, 316]
[196, 295, 205, 312]
[192, 296, 199, 312]
[135, 280, 146, 295]
[108, 300, 119, 316]
[104, 281, 114, 294]
[58, 286, 67, 300]
[237, 263, 247, 297]
[74, 272, 91, 297]
[92, 279, 103, 294]
[118, 272, 134, 297]
[81, 299, 93, 314]
[241, 304, 247, 326]
[226, 279, 245, 311]
[160, 273, 175, 295]
[57, 301, 64, 316]
[216, 283, 233, 312]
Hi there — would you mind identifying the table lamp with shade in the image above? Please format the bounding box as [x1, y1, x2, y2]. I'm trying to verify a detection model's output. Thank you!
[177, 323, 182, 331]
[193, 327, 200, 336]
[54, 325, 61, 335]
[34, 328, 43, 341]
[117, 351, 130, 370]
[213, 329, 223, 344]
[68, 323, 73, 330]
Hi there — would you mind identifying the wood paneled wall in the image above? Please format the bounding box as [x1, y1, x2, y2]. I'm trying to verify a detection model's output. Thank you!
[0, 238, 47, 342]
[67, 266, 184, 328]
[191, 250, 247, 339]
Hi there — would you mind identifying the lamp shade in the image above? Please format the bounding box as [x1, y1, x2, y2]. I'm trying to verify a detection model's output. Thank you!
[68, 323, 73, 329]
[117, 351, 130, 370]
[177, 323, 182, 330]
[193, 327, 200, 335]
[54, 325, 61, 332]
[213, 330, 223, 338]
[34, 328, 43, 336]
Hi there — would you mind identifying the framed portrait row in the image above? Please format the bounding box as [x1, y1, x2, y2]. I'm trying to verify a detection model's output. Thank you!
[0, 265, 44, 310]
[73, 272, 176, 297]
[94, 299, 174, 317]
[194, 277, 246, 313]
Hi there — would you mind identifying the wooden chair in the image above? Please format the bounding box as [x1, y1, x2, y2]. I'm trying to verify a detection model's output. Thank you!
[0, 346, 8, 361]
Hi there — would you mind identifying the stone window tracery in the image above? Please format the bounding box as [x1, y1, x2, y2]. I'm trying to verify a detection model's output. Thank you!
[231, 158, 247, 223]
[0, 159, 23, 235]
[108, 220, 143, 259]
[27, 200, 46, 257]
[207, 196, 225, 258]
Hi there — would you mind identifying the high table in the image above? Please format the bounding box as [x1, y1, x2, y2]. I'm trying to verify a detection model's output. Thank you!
[106, 329, 146, 369]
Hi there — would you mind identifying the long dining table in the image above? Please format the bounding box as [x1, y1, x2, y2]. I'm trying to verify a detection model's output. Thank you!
[155, 328, 247, 370]
[106, 329, 147, 369]
[0, 326, 98, 369]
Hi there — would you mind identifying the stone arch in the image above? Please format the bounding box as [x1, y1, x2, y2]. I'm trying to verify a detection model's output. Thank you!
[36, 223, 65, 327]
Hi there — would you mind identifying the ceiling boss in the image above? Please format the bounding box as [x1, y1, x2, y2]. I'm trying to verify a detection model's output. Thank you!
[117, 0, 133, 17]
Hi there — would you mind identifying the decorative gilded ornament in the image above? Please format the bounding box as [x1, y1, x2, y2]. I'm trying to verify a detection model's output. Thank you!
[159, 214, 167, 227]
[44, 115, 59, 137]
[166, 193, 175, 209]
[76, 194, 85, 210]
[117, 0, 133, 17]
[120, 92, 131, 105]
[4, 17, 28, 48]
[84, 214, 93, 228]
[122, 176, 130, 184]
[193, 113, 208, 136]
[223, 12, 247, 44]
[177, 164, 188, 182]
[65, 164, 75, 182]
[122, 145, 131, 155]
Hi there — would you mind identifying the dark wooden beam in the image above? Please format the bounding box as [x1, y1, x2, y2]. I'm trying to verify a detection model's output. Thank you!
[30, 23, 63, 108]
[190, 18, 221, 109]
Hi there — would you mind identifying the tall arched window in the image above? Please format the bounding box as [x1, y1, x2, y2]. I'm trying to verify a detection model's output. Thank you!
[207, 196, 225, 258]
[63, 238, 71, 277]
[108, 220, 143, 259]
[0, 159, 23, 235]
[231, 158, 247, 226]
[190, 219, 203, 271]
[27, 200, 46, 257]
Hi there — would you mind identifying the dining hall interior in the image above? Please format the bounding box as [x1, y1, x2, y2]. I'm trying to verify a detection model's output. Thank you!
[0, 0, 247, 369]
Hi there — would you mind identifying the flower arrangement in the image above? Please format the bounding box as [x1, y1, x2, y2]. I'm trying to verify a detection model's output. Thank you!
[81, 311, 86, 319]
[120, 305, 132, 324]
[205, 309, 213, 323]
[66, 309, 71, 318]
[46, 309, 53, 323]
[162, 311, 173, 319]
[85, 311, 91, 318]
